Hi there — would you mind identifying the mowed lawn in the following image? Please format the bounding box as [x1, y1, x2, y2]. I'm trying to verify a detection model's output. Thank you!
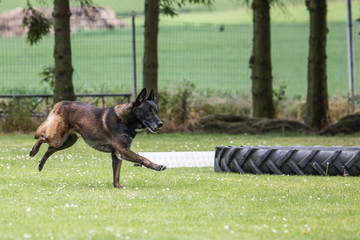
[1, 0, 360, 96]
[1, 22, 359, 97]
[0, 133, 360, 239]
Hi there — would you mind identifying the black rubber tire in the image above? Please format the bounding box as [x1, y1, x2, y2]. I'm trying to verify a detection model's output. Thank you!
[215, 146, 360, 176]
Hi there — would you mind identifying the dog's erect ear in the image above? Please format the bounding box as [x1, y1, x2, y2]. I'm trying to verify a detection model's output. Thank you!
[135, 88, 147, 104]
[147, 89, 155, 101]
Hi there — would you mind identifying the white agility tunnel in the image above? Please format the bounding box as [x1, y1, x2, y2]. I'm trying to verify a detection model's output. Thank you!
[139, 151, 215, 168]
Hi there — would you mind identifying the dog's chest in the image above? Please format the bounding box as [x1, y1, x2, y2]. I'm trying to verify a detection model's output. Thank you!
[82, 132, 133, 153]
[83, 138, 115, 153]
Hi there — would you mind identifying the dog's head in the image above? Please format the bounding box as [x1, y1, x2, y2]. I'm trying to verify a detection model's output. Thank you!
[132, 88, 163, 133]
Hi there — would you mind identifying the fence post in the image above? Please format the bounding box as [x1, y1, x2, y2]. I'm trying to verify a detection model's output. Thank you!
[346, 0, 356, 111]
[131, 11, 137, 100]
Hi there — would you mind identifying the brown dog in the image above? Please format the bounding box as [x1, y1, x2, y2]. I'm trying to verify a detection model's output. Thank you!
[29, 88, 166, 188]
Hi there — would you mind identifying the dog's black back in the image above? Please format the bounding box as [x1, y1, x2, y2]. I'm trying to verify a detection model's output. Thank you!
[63, 88, 163, 152]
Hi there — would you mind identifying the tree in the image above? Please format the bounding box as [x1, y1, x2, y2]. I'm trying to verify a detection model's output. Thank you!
[142, 0, 212, 98]
[305, 0, 328, 129]
[52, 0, 76, 102]
[249, 0, 275, 118]
[143, 0, 160, 98]
[23, 0, 92, 102]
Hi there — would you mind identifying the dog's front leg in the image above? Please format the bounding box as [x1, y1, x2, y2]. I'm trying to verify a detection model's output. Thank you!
[111, 152, 123, 188]
[119, 148, 166, 171]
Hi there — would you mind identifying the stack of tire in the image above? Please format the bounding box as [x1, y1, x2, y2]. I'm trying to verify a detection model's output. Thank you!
[215, 145, 360, 176]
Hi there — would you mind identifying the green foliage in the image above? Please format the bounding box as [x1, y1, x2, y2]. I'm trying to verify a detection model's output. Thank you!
[79, 0, 94, 8]
[39, 65, 55, 89]
[22, 3, 52, 45]
[273, 80, 286, 102]
[157, 80, 195, 126]
[160, 0, 179, 17]
[0, 99, 38, 133]
[170, 80, 195, 124]
[157, 89, 171, 119]
[273, 80, 288, 118]
[160, 0, 213, 17]
[194, 93, 252, 117]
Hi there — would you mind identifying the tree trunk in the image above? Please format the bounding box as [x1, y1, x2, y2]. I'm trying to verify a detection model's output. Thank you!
[249, 0, 275, 118]
[53, 0, 76, 102]
[143, 0, 159, 98]
[306, 0, 328, 129]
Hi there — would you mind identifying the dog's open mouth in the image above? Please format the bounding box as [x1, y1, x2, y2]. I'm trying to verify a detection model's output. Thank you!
[143, 121, 160, 133]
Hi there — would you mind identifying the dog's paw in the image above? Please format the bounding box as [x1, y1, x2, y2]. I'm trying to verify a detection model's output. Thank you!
[155, 165, 167, 171]
[113, 183, 124, 189]
[29, 149, 35, 157]
[38, 164, 43, 172]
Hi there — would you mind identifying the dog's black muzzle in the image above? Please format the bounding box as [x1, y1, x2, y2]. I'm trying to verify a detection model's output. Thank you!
[143, 120, 163, 133]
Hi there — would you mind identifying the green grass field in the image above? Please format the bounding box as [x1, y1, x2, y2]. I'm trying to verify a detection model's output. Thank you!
[0, 1, 360, 97]
[1, 2, 360, 239]
[1, 22, 359, 97]
[1, 0, 358, 23]
[1, 133, 360, 239]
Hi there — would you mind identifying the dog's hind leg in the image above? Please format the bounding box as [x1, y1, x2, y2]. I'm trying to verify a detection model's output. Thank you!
[38, 146, 57, 171]
[30, 115, 51, 157]
[111, 152, 123, 188]
[38, 133, 79, 171]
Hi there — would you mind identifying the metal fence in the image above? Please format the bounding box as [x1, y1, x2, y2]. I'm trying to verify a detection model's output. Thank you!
[0, 18, 359, 98]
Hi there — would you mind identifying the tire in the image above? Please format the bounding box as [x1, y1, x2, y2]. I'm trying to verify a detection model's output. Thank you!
[214, 146, 360, 176]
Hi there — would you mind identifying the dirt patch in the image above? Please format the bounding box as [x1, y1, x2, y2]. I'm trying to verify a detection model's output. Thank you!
[0, 6, 127, 38]
[320, 113, 360, 135]
[195, 114, 311, 134]
[196, 113, 360, 135]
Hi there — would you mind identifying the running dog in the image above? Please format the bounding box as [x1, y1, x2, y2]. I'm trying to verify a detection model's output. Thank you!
[29, 88, 166, 188]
